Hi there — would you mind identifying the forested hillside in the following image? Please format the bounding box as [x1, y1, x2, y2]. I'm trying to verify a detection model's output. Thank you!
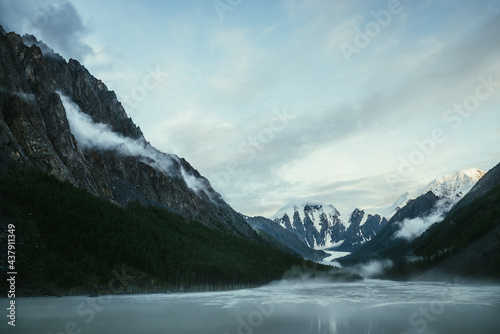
[0, 169, 340, 296]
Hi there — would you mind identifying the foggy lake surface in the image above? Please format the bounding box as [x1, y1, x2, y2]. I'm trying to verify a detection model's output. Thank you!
[3, 279, 500, 334]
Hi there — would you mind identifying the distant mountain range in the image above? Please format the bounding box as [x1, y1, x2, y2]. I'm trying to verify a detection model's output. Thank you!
[258, 169, 485, 253]
[270, 204, 387, 251]
[339, 163, 500, 280]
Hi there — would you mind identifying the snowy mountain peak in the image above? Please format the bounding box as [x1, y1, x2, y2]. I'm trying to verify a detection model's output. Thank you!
[419, 169, 485, 200]
[376, 169, 484, 221]
[271, 203, 387, 250]
[272, 202, 338, 220]
[367, 192, 411, 220]
[269, 169, 483, 251]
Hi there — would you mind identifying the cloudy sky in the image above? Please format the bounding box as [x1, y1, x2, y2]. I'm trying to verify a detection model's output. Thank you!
[1, 0, 500, 217]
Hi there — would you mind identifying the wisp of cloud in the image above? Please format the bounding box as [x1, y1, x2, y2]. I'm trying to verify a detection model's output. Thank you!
[395, 199, 453, 240]
[59, 92, 211, 197]
[61, 93, 148, 155]
[353, 260, 394, 278]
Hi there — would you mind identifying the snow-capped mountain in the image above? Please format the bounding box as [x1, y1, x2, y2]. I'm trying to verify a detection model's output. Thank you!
[271, 203, 387, 251]
[271, 169, 485, 252]
[341, 165, 497, 268]
[371, 169, 485, 222]
[388, 169, 487, 241]
[418, 169, 485, 202]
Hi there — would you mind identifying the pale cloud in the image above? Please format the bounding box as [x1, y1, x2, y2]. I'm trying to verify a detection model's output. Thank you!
[204, 28, 264, 99]
[0, 0, 92, 60]
[3, 0, 499, 217]
[325, 16, 363, 55]
[395, 199, 452, 240]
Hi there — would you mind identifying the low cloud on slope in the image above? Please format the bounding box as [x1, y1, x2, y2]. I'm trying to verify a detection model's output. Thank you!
[395, 199, 453, 240]
[59, 93, 211, 197]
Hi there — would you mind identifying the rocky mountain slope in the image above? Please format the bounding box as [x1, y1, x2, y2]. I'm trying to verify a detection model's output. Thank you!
[390, 163, 500, 280]
[244, 215, 327, 260]
[0, 27, 257, 240]
[270, 169, 485, 253]
[340, 191, 442, 264]
[339, 167, 493, 268]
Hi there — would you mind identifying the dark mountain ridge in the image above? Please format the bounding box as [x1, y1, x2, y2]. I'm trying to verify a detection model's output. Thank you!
[0, 27, 257, 240]
[245, 215, 327, 261]
[0, 27, 358, 295]
[339, 191, 441, 264]
[340, 163, 500, 280]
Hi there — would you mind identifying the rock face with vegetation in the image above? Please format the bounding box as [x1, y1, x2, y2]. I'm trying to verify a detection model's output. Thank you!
[0, 27, 257, 240]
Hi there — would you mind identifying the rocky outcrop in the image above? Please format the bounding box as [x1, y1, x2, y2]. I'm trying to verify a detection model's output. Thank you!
[0, 28, 258, 240]
[337, 210, 388, 252]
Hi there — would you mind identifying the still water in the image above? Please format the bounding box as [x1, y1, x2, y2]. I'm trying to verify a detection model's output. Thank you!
[3, 279, 500, 334]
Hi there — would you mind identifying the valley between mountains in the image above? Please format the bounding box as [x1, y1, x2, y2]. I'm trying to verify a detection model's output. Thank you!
[0, 26, 499, 297]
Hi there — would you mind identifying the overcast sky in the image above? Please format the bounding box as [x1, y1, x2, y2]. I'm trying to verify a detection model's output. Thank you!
[1, 0, 500, 217]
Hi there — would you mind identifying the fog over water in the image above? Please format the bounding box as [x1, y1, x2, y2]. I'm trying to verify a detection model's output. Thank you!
[4, 280, 500, 334]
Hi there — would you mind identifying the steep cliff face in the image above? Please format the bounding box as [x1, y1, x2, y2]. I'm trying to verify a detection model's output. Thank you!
[0, 28, 257, 240]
